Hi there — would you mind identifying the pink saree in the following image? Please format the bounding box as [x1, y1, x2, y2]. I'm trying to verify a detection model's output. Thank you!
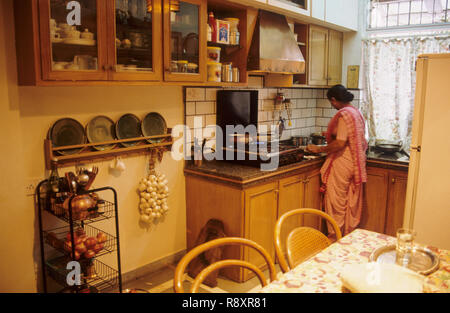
[321, 106, 368, 237]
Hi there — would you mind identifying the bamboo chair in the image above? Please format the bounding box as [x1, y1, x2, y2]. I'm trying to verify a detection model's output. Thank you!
[174, 237, 277, 293]
[274, 208, 342, 273]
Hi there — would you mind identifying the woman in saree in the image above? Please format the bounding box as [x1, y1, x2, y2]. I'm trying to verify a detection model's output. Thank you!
[307, 85, 368, 238]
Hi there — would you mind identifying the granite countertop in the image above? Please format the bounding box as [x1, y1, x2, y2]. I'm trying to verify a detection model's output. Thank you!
[366, 146, 410, 166]
[185, 147, 410, 185]
[184, 157, 325, 183]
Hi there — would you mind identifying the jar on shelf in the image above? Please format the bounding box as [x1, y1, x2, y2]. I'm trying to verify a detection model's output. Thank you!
[207, 46, 221, 63]
[221, 62, 233, 82]
[232, 67, 240, 83]
[224, 18, 240, 45]
[187, 63, 198, 73]
[176, 60, 188, 73]
[207, 62, 222, 82]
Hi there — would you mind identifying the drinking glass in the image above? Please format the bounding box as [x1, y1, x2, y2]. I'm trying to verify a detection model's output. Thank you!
[395, 228, 416, 266]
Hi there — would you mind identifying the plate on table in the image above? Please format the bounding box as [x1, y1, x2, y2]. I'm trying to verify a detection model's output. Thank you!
[370, 244, 440, 275]
[86, 115, 117, 151]
[49, 118, 86, 155]
[116, 114, 142, 147]
[141, 112, 167, 143]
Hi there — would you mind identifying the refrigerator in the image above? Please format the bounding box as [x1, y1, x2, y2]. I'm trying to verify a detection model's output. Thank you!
[404, 53, 450, 250]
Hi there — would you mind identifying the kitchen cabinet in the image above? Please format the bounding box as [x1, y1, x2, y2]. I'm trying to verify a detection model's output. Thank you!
[277, 169, 322, 256]
[308, 25, 342, 87]
[37, 0, 109, 82]
[185, 161, 322, 282]
[325, 0, 358, 31]
[359, 165, 408, 236]
[163, 0, 207, 82]
[15, 0, 213, 85]
[244, 182, 278, 275]
[311, 0, 325, 21]
[267, 0, 310, 17]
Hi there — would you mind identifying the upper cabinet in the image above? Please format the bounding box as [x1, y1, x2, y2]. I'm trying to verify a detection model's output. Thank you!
[310, 0, 325, 21]
[325, 0, 358, 31]
[267, 0, 310, 17]
[308, 25, 342, 87]
[108, 0, 163, 81]
[15, 0, 253, 85]
[38, 0, 109, 81]
[163, 0, 206, 82]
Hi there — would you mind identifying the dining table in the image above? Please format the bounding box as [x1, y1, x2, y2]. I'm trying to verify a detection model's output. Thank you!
[260, 228, 450, 293]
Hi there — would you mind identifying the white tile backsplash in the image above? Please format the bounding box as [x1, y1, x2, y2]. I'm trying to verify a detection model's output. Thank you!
[184, 87, 363, 143]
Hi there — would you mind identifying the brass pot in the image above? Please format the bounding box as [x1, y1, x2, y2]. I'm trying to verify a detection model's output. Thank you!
[69, 194, 97, 212]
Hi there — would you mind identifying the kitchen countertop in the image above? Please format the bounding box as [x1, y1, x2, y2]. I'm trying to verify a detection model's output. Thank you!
[184, 147, 409, 186]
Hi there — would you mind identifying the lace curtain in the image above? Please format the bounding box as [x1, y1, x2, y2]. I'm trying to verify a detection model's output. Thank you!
[361, 34, 450, 149]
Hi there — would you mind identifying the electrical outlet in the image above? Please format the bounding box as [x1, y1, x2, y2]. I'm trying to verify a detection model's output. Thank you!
[25, 178, 43, 196]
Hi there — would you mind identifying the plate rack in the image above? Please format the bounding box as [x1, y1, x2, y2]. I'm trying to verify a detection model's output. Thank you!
[45, 129, 173, 169]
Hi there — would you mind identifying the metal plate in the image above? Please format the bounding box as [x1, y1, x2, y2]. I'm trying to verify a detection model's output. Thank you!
[49, 118, 86, 155]
[86, 115, 116, 151]
[370, 245, 440, 275]
[141, 112, 167, 144]
[116, 114, 142, 147]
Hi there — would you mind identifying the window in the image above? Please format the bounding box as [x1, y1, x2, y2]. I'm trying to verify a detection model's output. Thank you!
[369, 0, 450, 29]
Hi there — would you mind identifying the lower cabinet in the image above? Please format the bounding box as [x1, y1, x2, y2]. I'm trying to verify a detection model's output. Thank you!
[359, 165, 408, 236]
[185, 163, 322, 282]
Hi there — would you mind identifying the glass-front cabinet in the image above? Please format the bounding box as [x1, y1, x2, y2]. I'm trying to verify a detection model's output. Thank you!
[108, 0, 163, 81]
[38, 0, 109, 81]
[163, 0, 206, 82]
[25, 0, 209, 83]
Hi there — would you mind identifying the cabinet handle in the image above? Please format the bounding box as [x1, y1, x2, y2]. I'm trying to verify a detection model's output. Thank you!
[392, 178, 396, 184]
[410, 145, 421, 152]
[303, 179, 310, 184]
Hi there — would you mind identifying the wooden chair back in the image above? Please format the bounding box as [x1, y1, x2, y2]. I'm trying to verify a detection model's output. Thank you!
[174, 237, 277, 293]
[274, 208, 342, 273]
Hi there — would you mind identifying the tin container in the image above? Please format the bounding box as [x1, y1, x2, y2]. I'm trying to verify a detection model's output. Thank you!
[222, 62, 233, 82]
[232, 67, 240, 83]
[207, 62, 222, 82]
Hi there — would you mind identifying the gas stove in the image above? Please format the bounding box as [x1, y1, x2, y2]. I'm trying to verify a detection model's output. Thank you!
[222, 140, 306, 168]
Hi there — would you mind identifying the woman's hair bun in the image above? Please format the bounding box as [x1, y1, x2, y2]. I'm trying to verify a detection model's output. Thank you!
[327, 84, 354, 103]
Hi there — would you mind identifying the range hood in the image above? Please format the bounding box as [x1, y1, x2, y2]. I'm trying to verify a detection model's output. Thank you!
[248, 10, 306, 74]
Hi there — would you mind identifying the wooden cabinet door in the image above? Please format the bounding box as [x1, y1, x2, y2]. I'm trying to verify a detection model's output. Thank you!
[327, 29, 343, 86]
[303, 168, 322, 230]
[244, 182, 278, 278]
[278, 175, 305, 257]
[38, 0, 109, 81]
[163, 0, 206, 82]
[385, 171, 408, 236]
[359, 167, 389, 234]
[308, 25, 328, 86]
[106, 0, 163, 81]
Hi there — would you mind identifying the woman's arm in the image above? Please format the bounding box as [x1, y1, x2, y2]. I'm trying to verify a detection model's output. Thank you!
[307, 140, 346, 154]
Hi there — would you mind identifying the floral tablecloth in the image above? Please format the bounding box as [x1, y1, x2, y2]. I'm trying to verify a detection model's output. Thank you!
[260, 229, 449, 293]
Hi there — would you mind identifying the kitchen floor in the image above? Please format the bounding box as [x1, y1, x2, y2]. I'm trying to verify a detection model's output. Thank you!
[122, 264, 282, 293]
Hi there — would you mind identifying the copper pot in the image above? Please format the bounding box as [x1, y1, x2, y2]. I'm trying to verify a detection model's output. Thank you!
[64, 194, 97, 220]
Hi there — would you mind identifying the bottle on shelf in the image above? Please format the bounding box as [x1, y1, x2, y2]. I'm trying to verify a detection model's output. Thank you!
[208, 12, 217, 43]
[48, 158, 60, 214]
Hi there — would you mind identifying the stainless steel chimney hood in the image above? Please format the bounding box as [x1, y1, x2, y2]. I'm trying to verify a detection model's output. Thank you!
[247, 10, 306, 74]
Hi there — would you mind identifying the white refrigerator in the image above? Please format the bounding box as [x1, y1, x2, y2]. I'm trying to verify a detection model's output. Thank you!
[404, 53, 450, 250]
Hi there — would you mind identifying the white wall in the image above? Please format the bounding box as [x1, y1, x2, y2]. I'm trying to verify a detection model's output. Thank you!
[342, 0, 368, 88]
